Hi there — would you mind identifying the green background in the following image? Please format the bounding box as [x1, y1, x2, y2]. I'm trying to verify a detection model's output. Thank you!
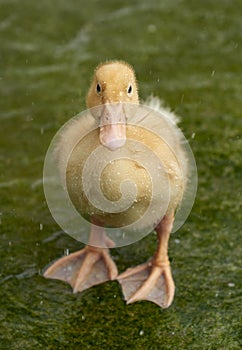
[0, 0, 241, 349]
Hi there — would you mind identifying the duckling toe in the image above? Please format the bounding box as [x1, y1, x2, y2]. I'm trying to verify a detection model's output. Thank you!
[44, 247, 118, 293]
[117, 262, 175, 308]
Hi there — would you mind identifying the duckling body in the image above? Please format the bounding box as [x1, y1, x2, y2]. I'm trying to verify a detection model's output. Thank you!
[44, 61, 188, 308]
[65, 124, 184, 229]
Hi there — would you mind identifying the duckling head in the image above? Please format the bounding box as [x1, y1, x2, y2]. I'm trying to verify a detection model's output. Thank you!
[86, 61, 139, 151]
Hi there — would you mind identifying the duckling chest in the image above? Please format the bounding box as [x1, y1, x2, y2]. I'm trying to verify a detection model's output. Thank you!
[65, 126, 182, 225]
[66, 130, 153, 206]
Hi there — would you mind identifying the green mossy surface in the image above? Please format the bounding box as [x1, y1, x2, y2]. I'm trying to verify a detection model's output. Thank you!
[0, 0, 241, 349]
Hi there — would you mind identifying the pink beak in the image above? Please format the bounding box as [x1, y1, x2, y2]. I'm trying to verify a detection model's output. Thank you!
[99, 103, 126, 151]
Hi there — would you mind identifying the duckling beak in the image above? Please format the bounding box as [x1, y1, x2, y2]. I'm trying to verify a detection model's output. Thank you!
[99, 103, 126, 151]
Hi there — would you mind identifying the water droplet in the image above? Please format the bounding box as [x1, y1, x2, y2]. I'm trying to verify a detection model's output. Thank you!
[147, 24, 156, 33]
[64, 248, 69, 256]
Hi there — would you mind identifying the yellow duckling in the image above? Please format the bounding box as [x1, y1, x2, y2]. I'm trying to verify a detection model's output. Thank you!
[44, 61, 188, 308]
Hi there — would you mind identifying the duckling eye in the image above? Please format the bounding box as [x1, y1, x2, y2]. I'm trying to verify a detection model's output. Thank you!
[96, 83, 102, 94]
[127, 85, 132, 95]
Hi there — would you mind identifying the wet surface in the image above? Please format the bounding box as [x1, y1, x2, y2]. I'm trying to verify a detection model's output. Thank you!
[0, 0, 241, 349]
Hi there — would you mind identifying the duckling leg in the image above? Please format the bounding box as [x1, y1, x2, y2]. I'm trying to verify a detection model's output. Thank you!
[117, 214, 175, 308]
[44, 224, 118, 293]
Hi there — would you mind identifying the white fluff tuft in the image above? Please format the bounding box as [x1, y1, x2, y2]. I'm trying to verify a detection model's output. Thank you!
[144, 95, 180, 125]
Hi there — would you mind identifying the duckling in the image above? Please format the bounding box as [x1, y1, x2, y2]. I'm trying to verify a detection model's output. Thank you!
[44, 61, 188, 308]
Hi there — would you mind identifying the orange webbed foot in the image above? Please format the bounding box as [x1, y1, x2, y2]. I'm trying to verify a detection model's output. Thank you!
[44, 246, 118, 293]
[117, 260, 175, 308]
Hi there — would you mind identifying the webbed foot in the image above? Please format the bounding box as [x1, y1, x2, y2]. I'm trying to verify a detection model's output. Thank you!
[44, 245, 118, 293]
[117, 260, 175, 308]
